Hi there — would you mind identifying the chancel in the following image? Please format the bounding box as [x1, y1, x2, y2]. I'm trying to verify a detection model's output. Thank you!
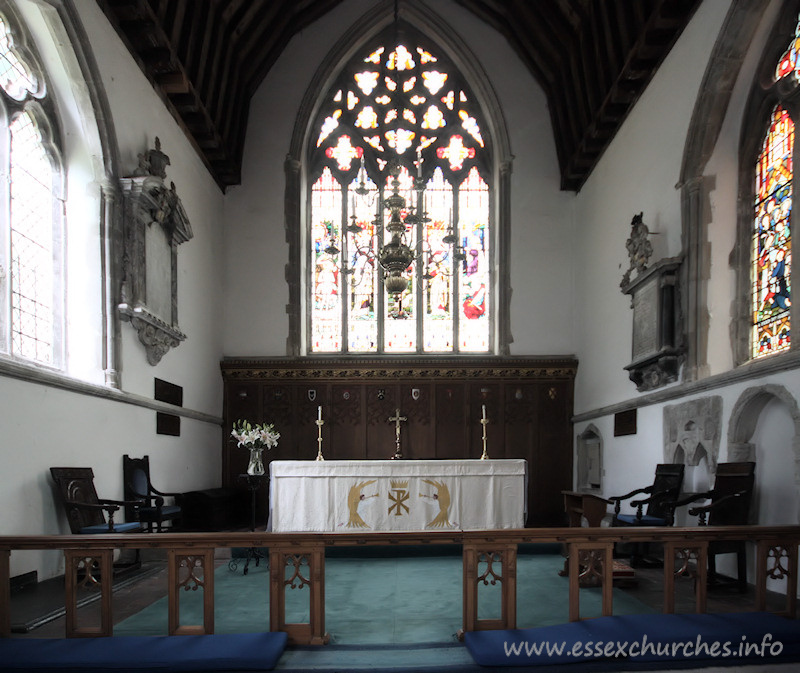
[5, 0, 800, 671]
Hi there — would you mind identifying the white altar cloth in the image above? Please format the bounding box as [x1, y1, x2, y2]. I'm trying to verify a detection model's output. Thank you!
[268, 459, 527, 532]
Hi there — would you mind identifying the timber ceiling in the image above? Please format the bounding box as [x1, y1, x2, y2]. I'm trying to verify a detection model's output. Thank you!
[96, 0, 702, 191]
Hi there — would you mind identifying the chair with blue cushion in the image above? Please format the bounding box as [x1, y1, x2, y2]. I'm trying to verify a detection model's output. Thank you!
[609, 463, 685, 566]
[50, 467, 142, 534]
[611, 463, 685, 526]
[123, 454, 182, 532]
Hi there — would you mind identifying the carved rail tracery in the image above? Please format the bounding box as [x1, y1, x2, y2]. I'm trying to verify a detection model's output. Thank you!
[0, 526, 798, 644]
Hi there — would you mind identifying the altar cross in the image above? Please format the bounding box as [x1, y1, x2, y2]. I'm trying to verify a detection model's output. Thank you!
[388, 408, 407, 460]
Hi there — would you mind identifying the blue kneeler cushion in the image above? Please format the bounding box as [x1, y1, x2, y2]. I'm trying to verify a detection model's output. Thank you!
[0, 631, 288, 672]
[464, 612, 800, 670]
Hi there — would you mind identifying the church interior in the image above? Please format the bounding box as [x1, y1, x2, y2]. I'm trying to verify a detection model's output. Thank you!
[3, 0, 800, 670]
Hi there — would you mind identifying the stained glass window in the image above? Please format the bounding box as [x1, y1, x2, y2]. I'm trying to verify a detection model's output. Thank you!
[776, 15, 800, 82]
[0, 15, 60, 367]
[308, 25, 491, 354]
[752, 105, 792, 358]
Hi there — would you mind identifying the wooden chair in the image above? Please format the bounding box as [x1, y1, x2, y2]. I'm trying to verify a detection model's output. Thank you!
[50, 467, 141, 534]
[123, 455, 182, 532]
[673, 461, 756, 592]
[610, 463, 685, 526]
[609, 463, 685, 567]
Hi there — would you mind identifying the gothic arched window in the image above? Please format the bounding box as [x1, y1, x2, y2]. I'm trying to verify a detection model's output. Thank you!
[752, 103, 792, 358]
[0, 13, 63, 368]
[744, 10, 800, 362]
[308, 24, 492, 354]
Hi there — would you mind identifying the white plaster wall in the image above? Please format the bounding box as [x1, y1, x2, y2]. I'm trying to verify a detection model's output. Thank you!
[222, 0, 576, 356]
[573, 0, 733, 416]
[76, 2, 226, 415]
[0, 375, 220, 580]
[0, 2, 226, 581]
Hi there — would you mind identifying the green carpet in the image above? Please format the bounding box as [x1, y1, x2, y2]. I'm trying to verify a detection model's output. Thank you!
[114, 553, 655, 644]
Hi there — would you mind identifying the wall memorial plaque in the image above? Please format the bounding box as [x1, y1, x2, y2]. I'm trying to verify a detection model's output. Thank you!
[621, 257, 683, 391]
[118, 138, 193, 365]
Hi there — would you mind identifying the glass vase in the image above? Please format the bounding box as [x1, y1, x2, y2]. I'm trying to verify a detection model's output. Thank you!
[246, 447, 265, 476]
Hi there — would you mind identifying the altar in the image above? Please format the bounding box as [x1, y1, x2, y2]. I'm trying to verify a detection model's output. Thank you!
[268, 459, 527, 532]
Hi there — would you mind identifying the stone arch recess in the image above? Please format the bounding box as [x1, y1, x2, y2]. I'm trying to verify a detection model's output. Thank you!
[576, 423, 603, 493]
[728, 383, 800, 522]
[284, 0, 513, 356]
[728, 383, 800, 460]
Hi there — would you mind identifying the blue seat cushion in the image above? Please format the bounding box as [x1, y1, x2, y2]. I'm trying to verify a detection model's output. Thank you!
[615, 513, 667, 526]
[0, 631, 288, 672]
[464, 612, 800, 667]
[79, 521, 141, 534]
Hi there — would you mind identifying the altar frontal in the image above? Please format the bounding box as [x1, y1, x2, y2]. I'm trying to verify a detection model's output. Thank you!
[269, 459, 527, 532]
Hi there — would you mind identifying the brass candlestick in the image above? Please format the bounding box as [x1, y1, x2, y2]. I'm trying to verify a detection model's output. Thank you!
[480, 416, 489, 460]
[315, 419, 325, 461]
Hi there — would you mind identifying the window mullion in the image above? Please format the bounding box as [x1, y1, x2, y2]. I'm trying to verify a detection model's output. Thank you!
[341, 184, 349, 353]
[376, 187, 385, 353]
[415, 185, 424, 353]
[453, 185, 460, 353]
[0, 155, 9, 355]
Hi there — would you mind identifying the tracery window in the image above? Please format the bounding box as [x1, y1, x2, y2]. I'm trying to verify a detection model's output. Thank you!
[308, 25, 492, 354]
[0, 14, 63, 367]
[752, 105, 792, 358]
[748, 16, 799, 360]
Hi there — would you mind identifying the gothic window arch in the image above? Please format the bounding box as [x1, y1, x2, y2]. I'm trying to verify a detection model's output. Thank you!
[0, 11, 64, 368]
[286, 2, 511, 357]
[309, 22, 491, 354]
[733, 2, 800, 366]
[0, 3, 118, 386]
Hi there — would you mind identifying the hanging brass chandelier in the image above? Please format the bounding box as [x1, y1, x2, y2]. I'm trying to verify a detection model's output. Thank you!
[378, 159, 422, 296]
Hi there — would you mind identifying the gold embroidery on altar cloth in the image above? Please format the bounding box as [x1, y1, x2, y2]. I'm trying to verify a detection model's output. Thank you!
[420, 479, 452, 528]
[388, 480, 410, 516]
[346, 480, 378, 528]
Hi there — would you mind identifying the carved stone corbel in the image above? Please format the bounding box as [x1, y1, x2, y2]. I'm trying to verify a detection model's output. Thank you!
[118, 139, 193, 365]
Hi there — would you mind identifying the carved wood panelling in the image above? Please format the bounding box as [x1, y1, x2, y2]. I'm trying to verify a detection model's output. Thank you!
[331, 385, 361, 426]
[366, 385, 398, 426]
[504, 384, 536, 425]
[401, 384, 430, 425]
[222, 357, 577, 525]
[263, 385, 293, 428]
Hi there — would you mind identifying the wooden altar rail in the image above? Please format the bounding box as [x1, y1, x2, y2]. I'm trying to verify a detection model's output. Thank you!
[1, 526, 799, 644]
